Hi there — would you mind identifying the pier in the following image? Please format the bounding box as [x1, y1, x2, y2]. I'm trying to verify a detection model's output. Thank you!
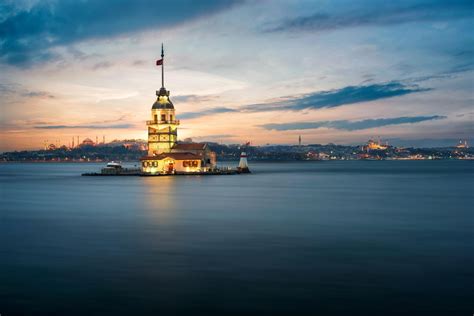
[82, 169, 240, 176]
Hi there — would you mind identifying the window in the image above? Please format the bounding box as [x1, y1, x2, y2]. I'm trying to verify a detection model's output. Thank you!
[183, 160, 199, 167]
[161, 114, 166, 121]
[170, 115, 173, 121]
[154, 114, 158, 122]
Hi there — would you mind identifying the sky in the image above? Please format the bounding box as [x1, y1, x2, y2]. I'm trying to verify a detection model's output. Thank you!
[0, 0, 473, 151]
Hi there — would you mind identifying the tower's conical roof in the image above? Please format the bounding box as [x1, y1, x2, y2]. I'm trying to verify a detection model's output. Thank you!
[152, 87, 174, 109]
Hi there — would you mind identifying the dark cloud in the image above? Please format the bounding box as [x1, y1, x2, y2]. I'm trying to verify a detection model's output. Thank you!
[177, 82, 430, 119]
[244, 82, 429, 112]
[21, 91, 55, 98]
[0, 82, 18, 94]
[266, 0, 473, 33]
[0, 0, 242, 66]
[179, 107, 237, 119]
[92, 61, 115, 70]
[260, 116, 446, 131]
[35, 124, 134, 129]
[0, 83, 54, 99]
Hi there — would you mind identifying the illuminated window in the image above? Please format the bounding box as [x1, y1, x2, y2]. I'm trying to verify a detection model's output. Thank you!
[161, 114, 166, 121]
[183, 160, 198, 168]
[154, 114, 157, 122]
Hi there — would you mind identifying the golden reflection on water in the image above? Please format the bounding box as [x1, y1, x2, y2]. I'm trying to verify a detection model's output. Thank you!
[142, 176, 179, 222]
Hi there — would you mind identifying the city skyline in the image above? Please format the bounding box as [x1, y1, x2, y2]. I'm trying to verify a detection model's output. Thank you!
[1, 0, 473, 151]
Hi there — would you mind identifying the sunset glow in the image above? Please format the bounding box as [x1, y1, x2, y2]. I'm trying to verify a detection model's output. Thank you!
[1, 0, 472, 151]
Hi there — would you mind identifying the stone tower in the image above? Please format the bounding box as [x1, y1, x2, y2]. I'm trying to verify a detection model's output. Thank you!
[147, 44, 179, 156]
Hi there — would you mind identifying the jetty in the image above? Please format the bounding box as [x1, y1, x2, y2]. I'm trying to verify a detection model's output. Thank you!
[82, 161, 242, 176]
[82, 168, 240, 177]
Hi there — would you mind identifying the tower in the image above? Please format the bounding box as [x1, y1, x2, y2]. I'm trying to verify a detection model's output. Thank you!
[298, 135, 301, 147]
[147, 44, 179, 156]
[237, 152, 250, 173]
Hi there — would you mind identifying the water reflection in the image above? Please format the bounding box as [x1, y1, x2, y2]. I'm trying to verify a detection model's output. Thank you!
[142, 176, 179, 222]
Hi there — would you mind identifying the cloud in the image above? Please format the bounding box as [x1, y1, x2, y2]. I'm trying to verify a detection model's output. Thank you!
[177, 82, 430, 119]
[132, 59, 146, 66]
[265, 1, 473, 33]
[0, 0, 242, 66]
[260, 116, 446, 131]
[244, 82, 429, 112]
[92, 61, 115, 70]
[35, 124, 134, 129]
[0, 83, 54, 99]
[21, 91, 55, 98]
[0, 82, 18, 94]
[192, 134, 236, 141]
[179, 107, 237, 119]
[173, 94, 219, 103]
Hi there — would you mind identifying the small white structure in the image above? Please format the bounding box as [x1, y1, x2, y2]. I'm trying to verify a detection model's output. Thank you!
[237, 152, 250, 173]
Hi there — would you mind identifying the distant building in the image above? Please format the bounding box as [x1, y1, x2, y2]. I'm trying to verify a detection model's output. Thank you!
[141, 45, 216, 174]
[80, 138, 95, 147]
[456, 140, 469, 149]
[364, 139, 389, 151]
[47, 143, 57, 150]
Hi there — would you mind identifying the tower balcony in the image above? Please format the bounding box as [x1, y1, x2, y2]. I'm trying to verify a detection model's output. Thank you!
[146, 119, 180, 125]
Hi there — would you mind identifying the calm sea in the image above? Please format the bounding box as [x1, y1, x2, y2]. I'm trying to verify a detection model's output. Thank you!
[0, 161, 472, 315]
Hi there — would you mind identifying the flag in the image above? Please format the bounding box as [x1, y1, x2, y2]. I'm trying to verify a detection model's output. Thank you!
[156, 59, 163, 66]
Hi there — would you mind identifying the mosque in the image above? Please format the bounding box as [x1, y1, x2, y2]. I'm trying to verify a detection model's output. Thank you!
[140, 45, 217, 174]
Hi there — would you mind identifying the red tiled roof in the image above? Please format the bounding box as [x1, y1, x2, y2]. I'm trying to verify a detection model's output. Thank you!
[172, 143, 206, 150]
[141, 152, 200, 160]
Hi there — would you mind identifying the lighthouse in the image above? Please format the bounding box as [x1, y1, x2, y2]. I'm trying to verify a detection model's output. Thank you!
[237, 152, 250, 173]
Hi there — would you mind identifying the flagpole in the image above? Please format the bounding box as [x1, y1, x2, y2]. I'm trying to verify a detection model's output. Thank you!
[161, 43, 164, 88]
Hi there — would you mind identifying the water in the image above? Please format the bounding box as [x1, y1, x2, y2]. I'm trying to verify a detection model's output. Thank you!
[1, 161, 472, 315]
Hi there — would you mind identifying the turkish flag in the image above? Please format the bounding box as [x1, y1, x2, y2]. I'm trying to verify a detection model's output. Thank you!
[156, 59, 163, 66]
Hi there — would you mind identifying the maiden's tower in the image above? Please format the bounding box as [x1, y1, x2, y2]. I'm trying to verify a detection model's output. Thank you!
[141, 45, 216, 174]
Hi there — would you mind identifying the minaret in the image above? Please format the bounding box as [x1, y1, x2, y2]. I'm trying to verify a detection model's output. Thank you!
[146, 44, 179, 156]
